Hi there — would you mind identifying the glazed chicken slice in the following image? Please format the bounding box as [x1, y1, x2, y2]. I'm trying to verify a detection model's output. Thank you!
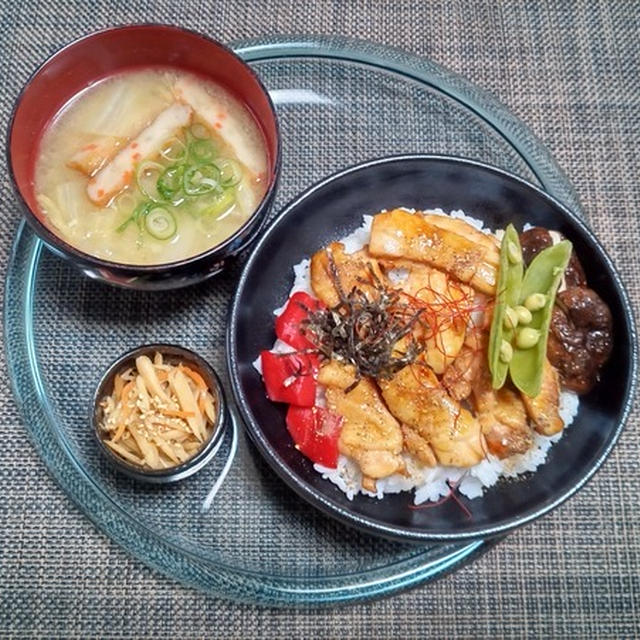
[310, 242, 387, 307]
[421, 213, 500, 265]
[401, 424, 437, 467]
[317, 361, 404, 490]
[472, 370, 533, 458]
[441, 345, 480, 402]
[521, 359, 564, 436]
[369, 209, 497, 295]
[441, 297, 489, 401]
[377, 358, 485, 468]
[384, 259, 473, 374]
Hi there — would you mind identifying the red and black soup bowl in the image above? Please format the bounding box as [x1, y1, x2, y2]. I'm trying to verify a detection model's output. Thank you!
[8, 24, 280, 290]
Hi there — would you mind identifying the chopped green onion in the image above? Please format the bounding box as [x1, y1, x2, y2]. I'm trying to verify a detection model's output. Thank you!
[116, 200, 153, 232]
[134, 201, 154, 228]
[113, 191, 137, 213]
[144, 206, 177, 240]
[158, 164, 185, 200]
[136, 161, 165, 203]
[189, 139, 216, 164]
[183, 164, 220, 196]
[116, 217, 132, 233]
[215, 158, 243, 187]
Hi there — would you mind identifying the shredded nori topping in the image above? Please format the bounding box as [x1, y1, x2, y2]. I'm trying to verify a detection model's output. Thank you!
[303, 255, 424, 392]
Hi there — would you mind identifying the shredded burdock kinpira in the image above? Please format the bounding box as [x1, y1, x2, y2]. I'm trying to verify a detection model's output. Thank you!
[98, 352, 217, 470]
[302, 255, 425, 392]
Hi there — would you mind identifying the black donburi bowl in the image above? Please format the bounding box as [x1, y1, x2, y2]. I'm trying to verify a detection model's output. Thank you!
[227, 155, 637, 542]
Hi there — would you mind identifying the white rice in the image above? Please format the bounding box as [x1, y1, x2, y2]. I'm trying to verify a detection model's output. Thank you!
[257, 209, 580, 504]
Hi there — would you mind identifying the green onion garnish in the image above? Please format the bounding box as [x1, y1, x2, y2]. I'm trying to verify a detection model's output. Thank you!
[189, 139, 216, 164]
[183, 163, 220, 196]
[144, 206, 177, 240]
[157, 164, 185, 200]
[136, 161, 166, 203]
[215, 158, 243, 187]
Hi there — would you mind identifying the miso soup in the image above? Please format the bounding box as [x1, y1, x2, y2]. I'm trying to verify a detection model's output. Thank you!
[35, 68, 268, 265]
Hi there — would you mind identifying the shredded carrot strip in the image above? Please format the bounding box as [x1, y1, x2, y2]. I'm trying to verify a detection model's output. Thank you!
[119, 379, 135, 403]
[198, 393, 206, 414]
[160, 408, 195, 419]
[179, 365, 207, 390]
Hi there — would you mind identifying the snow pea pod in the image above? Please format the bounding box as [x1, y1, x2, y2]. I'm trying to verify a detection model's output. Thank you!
[510, 240, 572, 397]
[489, 224, 523, 388]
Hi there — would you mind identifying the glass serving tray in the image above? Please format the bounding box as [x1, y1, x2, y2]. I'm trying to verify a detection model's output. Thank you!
[4, 35, 584, 607]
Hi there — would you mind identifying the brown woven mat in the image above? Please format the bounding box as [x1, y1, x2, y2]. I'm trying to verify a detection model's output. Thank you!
[0, 1, 638, 637]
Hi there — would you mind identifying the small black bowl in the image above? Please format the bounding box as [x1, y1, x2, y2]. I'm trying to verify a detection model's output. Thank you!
[227, 154, 637, 542]
[7, 25, 281, 290]
[92, 344, 227, 483]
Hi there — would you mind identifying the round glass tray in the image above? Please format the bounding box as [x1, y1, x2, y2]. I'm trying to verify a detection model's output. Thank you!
[4, 35, 584, 606]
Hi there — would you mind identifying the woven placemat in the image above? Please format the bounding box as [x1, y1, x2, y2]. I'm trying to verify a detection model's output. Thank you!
[1, 1, 638, 637]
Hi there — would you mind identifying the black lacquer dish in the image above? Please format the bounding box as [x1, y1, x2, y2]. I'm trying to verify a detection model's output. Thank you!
[228, 154, 637, 543]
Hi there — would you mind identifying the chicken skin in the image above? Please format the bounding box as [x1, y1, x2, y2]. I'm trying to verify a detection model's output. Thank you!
[472, 369, 533, 459]
[310, 242, 386, 307]
[384, 259, 473, 374]
[317, 361, 405, 486]
[521, 359, 564, 436]
[378, 358, 485, 468]
[369, 209, 497, 295]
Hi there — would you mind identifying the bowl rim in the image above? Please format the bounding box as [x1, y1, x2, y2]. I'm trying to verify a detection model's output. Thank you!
[227, 152, 638, 542]
[6, 22, 281, 273]
[92, 342, 227, 483]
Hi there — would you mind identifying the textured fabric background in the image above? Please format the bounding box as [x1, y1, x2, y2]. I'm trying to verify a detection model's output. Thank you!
[1, 1, 639, 638]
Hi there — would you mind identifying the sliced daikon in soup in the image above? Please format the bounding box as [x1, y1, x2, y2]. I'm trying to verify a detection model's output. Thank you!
[34, 68, 268, 265]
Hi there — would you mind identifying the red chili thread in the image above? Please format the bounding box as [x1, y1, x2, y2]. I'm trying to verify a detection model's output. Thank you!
[409, 480, 472, 519]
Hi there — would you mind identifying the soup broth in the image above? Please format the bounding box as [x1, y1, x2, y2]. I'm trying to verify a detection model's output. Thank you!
[35, 68, 268, 265]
